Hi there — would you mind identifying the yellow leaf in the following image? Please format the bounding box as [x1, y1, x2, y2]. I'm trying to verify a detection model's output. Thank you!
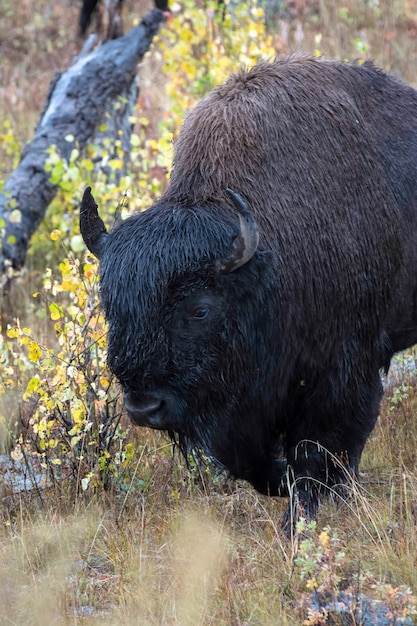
[28, 346, 42, 362]
[28, 341, 42, 363]
[50, 229, 62, 241]
[61, 279, 76, 292]
[59, 259, 71, 274]
[108, 158, 124, 170]
[49, 303, 63, 321]
[73, 407, 85, 423]
[24, 376, 40, 397]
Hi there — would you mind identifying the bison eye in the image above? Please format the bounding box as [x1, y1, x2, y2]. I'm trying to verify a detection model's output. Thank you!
[191, 306, 209, 319]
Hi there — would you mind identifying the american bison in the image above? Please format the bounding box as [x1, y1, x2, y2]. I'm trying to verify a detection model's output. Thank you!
[80, 55, 417, 525]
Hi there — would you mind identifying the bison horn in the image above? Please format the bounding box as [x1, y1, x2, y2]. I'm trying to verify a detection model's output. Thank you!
[216, 188, 259, 274]
[80, 186, 108, 259]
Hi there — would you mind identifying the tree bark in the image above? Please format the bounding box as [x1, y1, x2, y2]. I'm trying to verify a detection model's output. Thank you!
[0, 8, 164, 289]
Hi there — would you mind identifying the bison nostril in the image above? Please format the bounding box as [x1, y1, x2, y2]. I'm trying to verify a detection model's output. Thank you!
[135, 398, 162, 416]
[124, 393, 166, 428]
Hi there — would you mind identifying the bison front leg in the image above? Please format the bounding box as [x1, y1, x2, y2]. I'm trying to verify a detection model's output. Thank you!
[282, 372, 383, 531]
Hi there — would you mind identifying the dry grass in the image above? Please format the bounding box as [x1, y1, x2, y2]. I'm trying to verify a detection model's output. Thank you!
[2, 416, 417, 624]
[2, 0, 417, 624]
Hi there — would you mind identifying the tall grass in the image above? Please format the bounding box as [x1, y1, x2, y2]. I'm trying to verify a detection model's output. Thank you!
[1, 462, 417, 624]
[2, 0, 417, 623]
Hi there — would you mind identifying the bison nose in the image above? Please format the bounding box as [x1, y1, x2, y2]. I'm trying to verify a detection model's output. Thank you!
[124, 392, 168, 429]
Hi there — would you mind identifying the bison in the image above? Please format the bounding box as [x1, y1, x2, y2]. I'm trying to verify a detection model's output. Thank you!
[80, 55, 417, 525]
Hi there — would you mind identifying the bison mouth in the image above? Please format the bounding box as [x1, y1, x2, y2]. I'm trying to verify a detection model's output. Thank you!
[123, 390, 183, 431]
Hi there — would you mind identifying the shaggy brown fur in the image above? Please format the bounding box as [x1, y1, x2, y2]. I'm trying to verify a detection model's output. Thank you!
[81, 55, 417, 525]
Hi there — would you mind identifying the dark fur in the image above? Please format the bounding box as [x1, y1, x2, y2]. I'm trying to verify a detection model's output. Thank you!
[91, 56, 417, 521]
[78, 0, 168, 37]
[79, 0, 100, 36]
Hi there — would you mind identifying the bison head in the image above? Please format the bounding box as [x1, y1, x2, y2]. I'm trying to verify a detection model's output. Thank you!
[79, 188, 285, 472]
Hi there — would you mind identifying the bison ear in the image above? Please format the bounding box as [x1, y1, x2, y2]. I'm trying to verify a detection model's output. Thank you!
[216, 188, 259, 274]
[80, 186, 108, 259]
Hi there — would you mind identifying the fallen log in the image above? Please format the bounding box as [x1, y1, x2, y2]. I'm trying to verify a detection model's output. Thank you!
[0, 8, 164, 289]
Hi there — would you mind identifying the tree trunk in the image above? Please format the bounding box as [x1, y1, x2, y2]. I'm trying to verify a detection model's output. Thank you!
[0, 8, 164, 289]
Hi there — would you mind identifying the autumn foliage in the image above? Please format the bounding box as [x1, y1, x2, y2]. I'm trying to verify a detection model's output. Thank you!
[2, 1, 417, 624]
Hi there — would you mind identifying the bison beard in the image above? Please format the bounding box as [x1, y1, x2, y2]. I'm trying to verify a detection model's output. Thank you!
[80, 54, 417, 530]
